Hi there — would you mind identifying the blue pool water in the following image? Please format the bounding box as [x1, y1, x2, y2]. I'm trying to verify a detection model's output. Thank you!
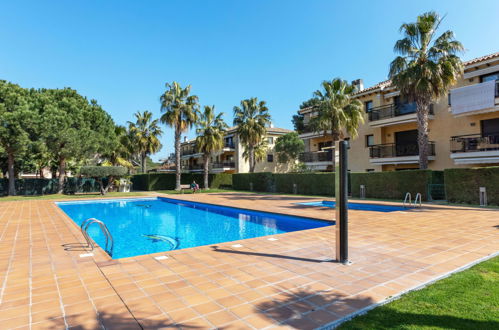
[57, 197, 331, 259]
[297, 201, 406, 212]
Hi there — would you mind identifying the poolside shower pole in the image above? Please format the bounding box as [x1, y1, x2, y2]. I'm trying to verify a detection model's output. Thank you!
[335, 140, 349, 264]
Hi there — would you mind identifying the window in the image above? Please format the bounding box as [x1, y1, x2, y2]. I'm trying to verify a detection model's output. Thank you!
[267, 154, 274, 162]
[365, 135, 374, 147]
[481, 72, 499, 82]
[481, 118, 499, 137]
[364, 101, 373, 113]
[267, 137, 274, 145]
[318, 141, 333, 151]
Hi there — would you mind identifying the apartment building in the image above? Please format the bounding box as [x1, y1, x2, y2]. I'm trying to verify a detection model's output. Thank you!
[298, 52, 499, 172]
[180, 126, 293, 174]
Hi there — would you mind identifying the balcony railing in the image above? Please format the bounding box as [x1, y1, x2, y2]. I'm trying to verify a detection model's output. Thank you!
[299, 150, 333, 162]
[369, 142, 435, 158]
[450, 133, 499, 153]
[182, 164, 203, 170]
[224, 142, 235, 149]
[181, 147, 197, 156]
[212, 162, 235, 169]
[368, 103, 433, 122]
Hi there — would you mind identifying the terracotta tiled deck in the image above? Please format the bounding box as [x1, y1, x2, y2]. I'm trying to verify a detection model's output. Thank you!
[0, 193, 498, 329]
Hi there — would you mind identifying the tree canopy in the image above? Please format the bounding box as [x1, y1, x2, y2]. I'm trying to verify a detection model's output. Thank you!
[275, 132, 305, 163]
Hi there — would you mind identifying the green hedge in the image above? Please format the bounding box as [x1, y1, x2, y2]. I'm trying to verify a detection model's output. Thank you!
[131, 173, 232, 191]
[0, 177, 102, 196]
[232, 172, 336, 196]
[350, 170, 435, 201]
[444, 167, 499, 205]
[274, 173, 335, 195]
[232, 173, 274, 192]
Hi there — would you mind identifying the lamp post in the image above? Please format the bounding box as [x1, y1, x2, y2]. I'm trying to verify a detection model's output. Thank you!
[335, 140, 349, 264]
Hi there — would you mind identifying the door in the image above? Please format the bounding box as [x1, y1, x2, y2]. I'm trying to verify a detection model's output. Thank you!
[481, 118, 499, 147]
[395, 130, 418, 156]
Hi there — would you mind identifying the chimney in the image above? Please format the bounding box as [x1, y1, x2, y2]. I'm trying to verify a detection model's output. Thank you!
[269, 121, 274, 128]
[352, 79, 364, 92]
[184, 136, 187, 142]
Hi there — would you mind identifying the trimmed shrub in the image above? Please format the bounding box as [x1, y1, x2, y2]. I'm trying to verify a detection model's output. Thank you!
[131, 174, 149, 191]
[350, 170, 433, 201]
[232, 172, 274, 192]
[274, 173, 335, 196]
[444, 167, 499, 205]
[80, 166, 127, 194]
[131, 173, 232, 191]
[0, 177, 102, 196]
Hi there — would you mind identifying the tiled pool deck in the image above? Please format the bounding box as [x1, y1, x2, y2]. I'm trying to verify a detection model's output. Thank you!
[0, 193, 498, 329]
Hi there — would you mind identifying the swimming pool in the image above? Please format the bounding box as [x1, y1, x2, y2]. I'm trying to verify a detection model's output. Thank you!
[57, 197, 331, 259]
[297, 201, 406, 212]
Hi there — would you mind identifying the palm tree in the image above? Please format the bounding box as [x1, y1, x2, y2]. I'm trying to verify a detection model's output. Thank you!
[309, 78, 364, 163]
[242, 139, 268, 168]
[102, 125, 133, 168]
[195, 105, 228, 189]
[389, 11, 463, 169]
[233, 98, 271, 172]
[128, 111, 163, 173]
[160, 82, 199, 190]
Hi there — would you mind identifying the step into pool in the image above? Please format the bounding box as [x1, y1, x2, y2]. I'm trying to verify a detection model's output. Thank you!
[297, 201, 407, 212]
[57, 197, 331, 259]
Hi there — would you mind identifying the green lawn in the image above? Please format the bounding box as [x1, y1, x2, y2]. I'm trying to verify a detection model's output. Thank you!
[0, 188, 232, 201]
[338, 256, 499, 329]
[0, 191, 150, 201]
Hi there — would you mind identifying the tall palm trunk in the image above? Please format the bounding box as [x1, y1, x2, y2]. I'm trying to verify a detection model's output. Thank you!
[174, 127, 182, 190]
[7, 151, 15, 196]
[203, 154, 209, 189]
[249, 145, 255, 173]
[141, 152, 147, 173]
[416, 99, 430, 169]
[57, 157, 66, 194]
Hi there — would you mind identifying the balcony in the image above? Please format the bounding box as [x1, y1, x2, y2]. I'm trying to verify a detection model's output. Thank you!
[181, 164, 203, 172]
[299, 150, 333, 162]
[297, 125, 332, 139]
[368, 103, 434, 128]
[450, 133, 499, 165]
[298, 151, 335, 171]
[181, 146, 202, 159]
[450, 80, 499, 116]
[211, 162, 236, 172]
[369, 142, 435, 165]
[223, 142, 236, 151]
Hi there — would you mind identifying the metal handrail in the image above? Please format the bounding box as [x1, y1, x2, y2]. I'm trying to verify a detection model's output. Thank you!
[414, 193, 422, 207]
[80, 218, 114, 255]
[403, 192, 412, 208]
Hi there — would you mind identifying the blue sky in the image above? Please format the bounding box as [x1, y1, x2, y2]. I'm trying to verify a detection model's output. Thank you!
[1, 1, 498, 161]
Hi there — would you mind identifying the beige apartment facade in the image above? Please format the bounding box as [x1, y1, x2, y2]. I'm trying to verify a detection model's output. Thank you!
[180, 126, 293, 174]
[298, 52, 499, 172]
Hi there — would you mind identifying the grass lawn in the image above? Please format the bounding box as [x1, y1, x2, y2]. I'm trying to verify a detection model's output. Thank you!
[339, 256, 499, 329]
[0, 191, 150, 201]
[0, 188, 233, 201]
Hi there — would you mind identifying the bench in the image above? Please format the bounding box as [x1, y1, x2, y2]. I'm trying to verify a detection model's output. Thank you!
[180, 184, 192, 193]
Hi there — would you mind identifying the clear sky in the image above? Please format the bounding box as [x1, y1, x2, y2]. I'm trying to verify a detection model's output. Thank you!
[1, 0, 498, 161]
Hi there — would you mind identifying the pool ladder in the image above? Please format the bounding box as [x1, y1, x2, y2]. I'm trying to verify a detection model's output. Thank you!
[81, 218, 114, 256]
[403, 192, 422, 208]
